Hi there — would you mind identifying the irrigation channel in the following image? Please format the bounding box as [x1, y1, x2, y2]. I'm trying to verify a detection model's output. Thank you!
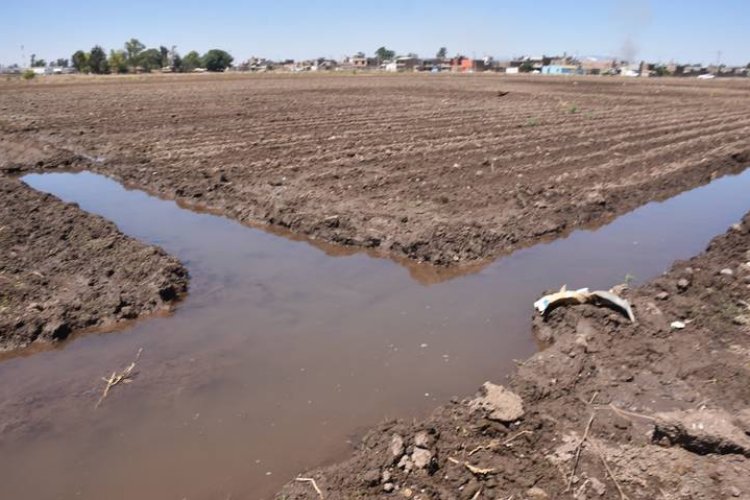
[1, 169, 749, 499]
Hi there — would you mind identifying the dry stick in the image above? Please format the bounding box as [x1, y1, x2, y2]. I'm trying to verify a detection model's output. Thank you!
[467, 445, 484, 456]
[600, 403, 657, 422]
[95, 348, 143, 409]
[566, 392, 599, 491]
[567, 412, 596, 491]
[447, 457, 496, 476]
[592, 442, 629, 500]
[470, 487, 483, 500]
[501, 429, 533, 446]
[574, 479, 592, 498]
[295, 477, 324, 499]
[468, 430, 534, 456]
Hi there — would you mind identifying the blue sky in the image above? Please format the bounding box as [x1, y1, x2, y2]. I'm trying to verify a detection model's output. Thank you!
[1, 1, 748, 66]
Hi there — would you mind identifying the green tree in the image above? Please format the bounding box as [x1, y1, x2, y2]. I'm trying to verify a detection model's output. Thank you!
[653, 65, 671, 77]
[436, 47, 448, 60]
[181, 50, 203, 72]
[53, 58, 69, 68]
[203, 49, 233, 72]
[71, 50, 89, 73]
[125, 38, 145, 69]
[172, 53, 183, 72]
[108, 49, 128, 74]
[519, 61, 534, 73]
[375, 46, 395, 62]
[31, 58, 46, 68]
[89, 46, 109, 74]
[138, 48, 162, 72]
[159, 46, 170, 68]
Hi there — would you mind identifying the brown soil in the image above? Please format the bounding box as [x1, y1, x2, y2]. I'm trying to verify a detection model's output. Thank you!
[0, 174, 188, 351]
[1, 74, 749, 496]
[1, 74, 749, 266]
[278, 212, 750, 499]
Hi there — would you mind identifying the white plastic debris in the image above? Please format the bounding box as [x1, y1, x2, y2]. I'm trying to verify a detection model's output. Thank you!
[670, 321, 686, 330]
[533, 286, 590, 313]
[534, 285, 635, 322]
[589, 290, 636, 322]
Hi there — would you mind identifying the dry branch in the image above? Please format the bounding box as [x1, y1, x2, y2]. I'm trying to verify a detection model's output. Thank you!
[447, 457, 496, 476]
[295, 477, 324, 499]
[468, 430, 533, 456]
[566, 392, 598, 491]
[592, 442, 629, 500]
[598, 403, 657, 422]
[95, 348, 143, 409]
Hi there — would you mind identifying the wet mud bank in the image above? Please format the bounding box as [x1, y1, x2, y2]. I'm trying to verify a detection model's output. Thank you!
[278, 213, 750, 499]
[0, 175, 188, 351]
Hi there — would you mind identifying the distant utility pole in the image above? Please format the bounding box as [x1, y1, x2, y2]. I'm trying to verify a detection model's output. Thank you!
[20, 45, 25, 67]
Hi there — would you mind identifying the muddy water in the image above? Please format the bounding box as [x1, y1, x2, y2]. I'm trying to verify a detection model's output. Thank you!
[2, 170, 749, 500]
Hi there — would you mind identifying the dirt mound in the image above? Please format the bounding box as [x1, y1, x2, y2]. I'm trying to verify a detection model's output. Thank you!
[0, 175, 188, 351]
[278, 213, 750, 498]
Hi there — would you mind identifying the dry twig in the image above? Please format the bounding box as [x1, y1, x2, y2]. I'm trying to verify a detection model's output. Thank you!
[574, 479, 592, 498]
[95, 348, 142, 409]
[468, 430, 533, 456]
[295, 477, 324, 499]
[448, 457, 496, 476]
[597, 403, 657, 422]
[592, 442, 629, 500]
[566, 392, 598, 491]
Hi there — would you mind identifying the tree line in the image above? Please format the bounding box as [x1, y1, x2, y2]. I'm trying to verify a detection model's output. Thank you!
[373, 46, 450, 62]
[70, 38, 233, 74]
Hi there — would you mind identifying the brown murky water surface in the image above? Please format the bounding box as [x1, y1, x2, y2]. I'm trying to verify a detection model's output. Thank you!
[2, 170, 749, 500]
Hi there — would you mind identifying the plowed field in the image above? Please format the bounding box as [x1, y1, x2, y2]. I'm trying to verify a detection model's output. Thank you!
[2, 73, 749, 265]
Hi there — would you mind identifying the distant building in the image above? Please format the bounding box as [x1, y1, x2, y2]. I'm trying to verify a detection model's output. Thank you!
[450, 56, 492, 73]
[510, 56, 545, 72]
[579, 58, 615, 75]
[0, 64, 21, 74]
[311, 58, 337, 71]
[341, 54, 378, 70]
[384, 56, 420, 72]
[351, 56, 368, 68]
[541, 65, 580, 76]
[673, 64, 706, 77]
[245, 57, 272, 71]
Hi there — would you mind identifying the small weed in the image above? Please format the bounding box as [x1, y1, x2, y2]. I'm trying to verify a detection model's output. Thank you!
[624, 273, 636, 287]
[22, 69, 35, 81]
[526, 117, 539, 127]
[568, 104, 579, 114]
